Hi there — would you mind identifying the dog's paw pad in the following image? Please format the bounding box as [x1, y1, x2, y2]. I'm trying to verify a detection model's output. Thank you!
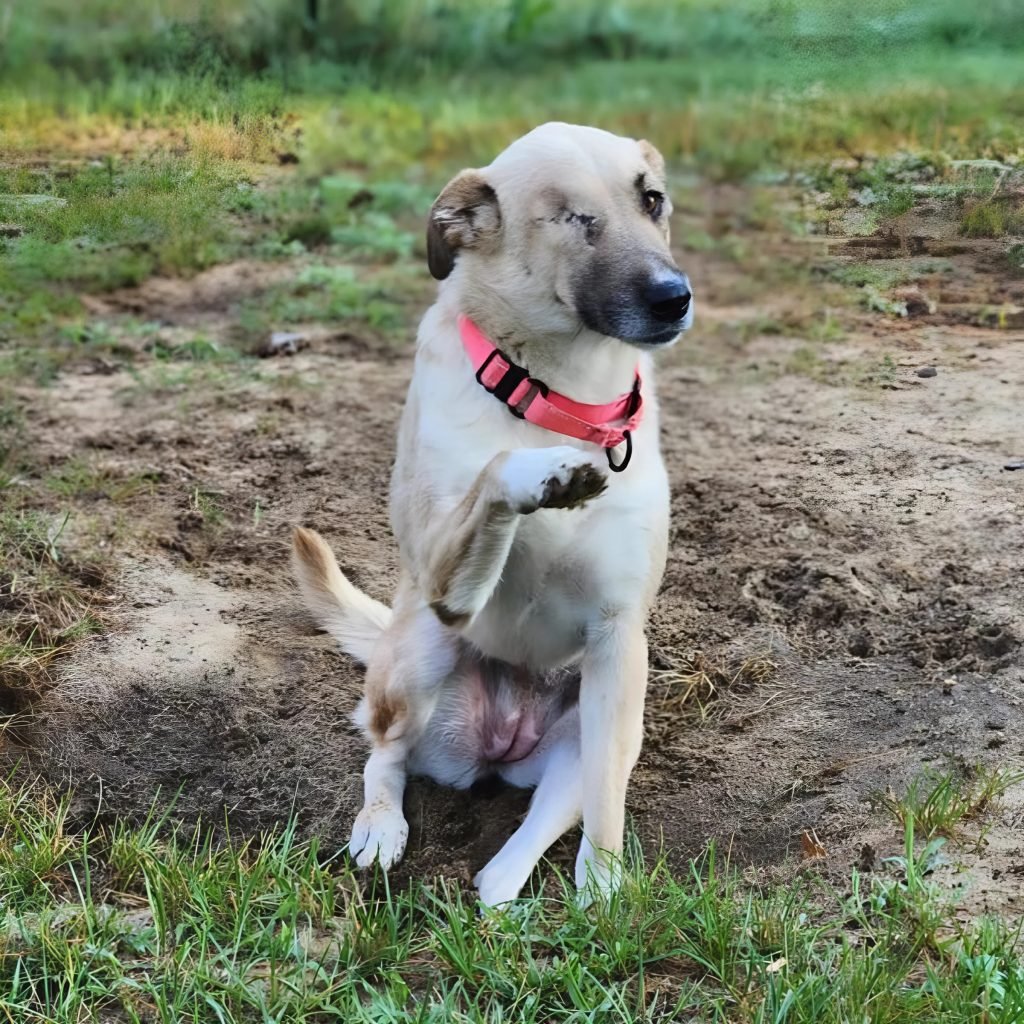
[349, 805, 409, 870]
[539, 462, 607, 509]
[502, 446, 607, 514]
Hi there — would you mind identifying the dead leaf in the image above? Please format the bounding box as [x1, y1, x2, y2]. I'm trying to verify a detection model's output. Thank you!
[800, 828, 827, 860]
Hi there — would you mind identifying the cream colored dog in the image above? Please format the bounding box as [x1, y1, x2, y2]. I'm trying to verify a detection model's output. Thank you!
[293, 122, 692, 905]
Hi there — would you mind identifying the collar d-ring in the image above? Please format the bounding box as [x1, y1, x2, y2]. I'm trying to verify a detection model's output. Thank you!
[606, 430, 632, 473]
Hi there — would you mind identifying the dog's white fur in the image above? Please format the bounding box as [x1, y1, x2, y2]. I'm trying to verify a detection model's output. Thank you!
[293, 123, 690, 905]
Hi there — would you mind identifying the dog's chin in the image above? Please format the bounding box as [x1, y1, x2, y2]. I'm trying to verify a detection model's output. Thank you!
[581, 314, 690, 349]
[619, 324, 686, 348]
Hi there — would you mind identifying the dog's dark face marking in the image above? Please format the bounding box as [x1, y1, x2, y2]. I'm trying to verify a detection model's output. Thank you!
[568, 186, 691, 346]
[542, 172, 691, 347]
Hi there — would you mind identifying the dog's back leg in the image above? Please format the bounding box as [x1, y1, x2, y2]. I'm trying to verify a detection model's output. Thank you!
[350, 594, 456, 868]
[474, 710, 581, 906]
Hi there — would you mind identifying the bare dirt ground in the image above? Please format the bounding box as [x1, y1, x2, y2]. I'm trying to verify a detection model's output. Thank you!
[6, 185, 1024, 912]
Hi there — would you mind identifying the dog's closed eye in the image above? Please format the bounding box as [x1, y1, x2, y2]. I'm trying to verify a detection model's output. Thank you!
[563, 210, 599, 244]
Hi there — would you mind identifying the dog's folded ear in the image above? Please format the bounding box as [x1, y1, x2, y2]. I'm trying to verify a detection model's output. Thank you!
[427, 170, 501, 280]
[638, 139, 671, 239]
[637, 139, 666, 178]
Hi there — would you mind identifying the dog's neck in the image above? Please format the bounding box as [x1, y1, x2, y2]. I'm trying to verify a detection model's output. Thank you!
[440, 294, 644, 406]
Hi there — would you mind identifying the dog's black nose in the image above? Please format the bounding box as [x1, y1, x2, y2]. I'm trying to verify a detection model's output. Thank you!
[645, 275, 691, 323]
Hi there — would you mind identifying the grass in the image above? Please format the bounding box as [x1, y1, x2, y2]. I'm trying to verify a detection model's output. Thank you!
[648, 648, 778, 724]
[0, 160, 427, 355]
[9, 0, 1024, 84]
[960, 198, 1024, 238]
[1, 772, 1023, 1022]
[0, 394, 27, 490]
[238, 262, 414, 343]
[0, 158, 239, 290]
[876, 765, 1024, 842]
[46, 459, 157, 503]
[0, 510, 104, 708]
[0, 2, 1020, 370]
[187, 486, 226, 529]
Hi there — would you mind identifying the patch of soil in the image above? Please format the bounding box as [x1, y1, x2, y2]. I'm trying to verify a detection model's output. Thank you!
[5, 187, 1024, 909]
[91, 261, 294, 320]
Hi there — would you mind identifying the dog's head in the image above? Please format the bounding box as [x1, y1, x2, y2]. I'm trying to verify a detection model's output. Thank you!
[427, 122, 692, 347]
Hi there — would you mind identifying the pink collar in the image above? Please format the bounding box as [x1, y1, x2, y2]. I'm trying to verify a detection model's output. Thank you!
[458, 315, 643, 472]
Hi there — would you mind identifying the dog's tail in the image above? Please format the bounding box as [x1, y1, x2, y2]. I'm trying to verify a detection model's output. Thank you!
[291, 527, 392, 664]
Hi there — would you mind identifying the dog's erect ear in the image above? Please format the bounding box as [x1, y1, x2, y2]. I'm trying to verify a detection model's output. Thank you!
[637, 139, 666, 179]
[426, 170, 500, 280]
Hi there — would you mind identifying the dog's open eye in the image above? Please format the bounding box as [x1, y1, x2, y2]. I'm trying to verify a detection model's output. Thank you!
[642, 190, 664, 219]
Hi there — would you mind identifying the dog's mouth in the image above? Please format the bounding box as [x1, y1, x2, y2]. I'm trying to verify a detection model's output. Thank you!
[621, 317, 691, 348]
[578, 300, 693, 348]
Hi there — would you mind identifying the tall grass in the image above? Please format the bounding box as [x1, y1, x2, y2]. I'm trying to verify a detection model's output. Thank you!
[4, 2, 1023, 183]
[7, 0, 1024, 88]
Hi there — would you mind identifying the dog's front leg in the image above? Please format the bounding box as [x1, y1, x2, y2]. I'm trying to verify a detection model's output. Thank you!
[424, 446, 606, 626]
[576, 619, 648, 899]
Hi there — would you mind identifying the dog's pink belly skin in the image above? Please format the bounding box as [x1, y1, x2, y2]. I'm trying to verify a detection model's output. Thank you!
[483, 710, 543, 764]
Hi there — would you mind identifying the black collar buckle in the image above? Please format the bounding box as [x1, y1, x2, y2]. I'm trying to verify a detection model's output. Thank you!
[475, 348, 548, 419]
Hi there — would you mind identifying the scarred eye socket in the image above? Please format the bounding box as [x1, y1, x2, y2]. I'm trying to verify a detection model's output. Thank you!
[642, 189, 664, 219]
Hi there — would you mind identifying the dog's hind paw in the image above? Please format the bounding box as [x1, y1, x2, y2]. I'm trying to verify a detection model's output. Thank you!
[349, 804, 409, 870]
[501, 446, 607, 514]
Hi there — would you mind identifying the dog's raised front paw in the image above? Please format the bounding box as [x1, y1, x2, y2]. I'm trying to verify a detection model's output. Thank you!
[501, 446, 607, 514]
[349, 804, 409, 870]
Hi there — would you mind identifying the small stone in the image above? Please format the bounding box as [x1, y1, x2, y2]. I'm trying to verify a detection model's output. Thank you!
[984, 714, 1008, 731]
[848, 633, 872, 658]
[1004, 459, 1024, 471]
[895, 289, 934, 317]
[259, 331, 309, 357]
[916, 366, 938, 378]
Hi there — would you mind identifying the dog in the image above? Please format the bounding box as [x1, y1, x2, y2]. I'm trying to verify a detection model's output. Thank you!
[292, 122, 692, 906]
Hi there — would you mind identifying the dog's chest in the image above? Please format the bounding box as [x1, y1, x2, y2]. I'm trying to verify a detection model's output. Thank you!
[404, 338, 670, 668]
[463, 501, 656, 668]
